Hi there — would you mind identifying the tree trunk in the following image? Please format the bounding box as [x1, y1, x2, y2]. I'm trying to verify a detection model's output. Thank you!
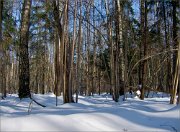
[62, 0, 74, 103]
[18, 0, 32, 99]
[0, 0, 3, 98]
[54, 30, 61, 105]
[86, 2, 91, 96]
[163, 1, 171, 93]
[178, 43, 180, 105]
[53, 0, 68, 103]
[138, 0, 143, 94]
[0, 0, 2, 41]
[104, 0, 114, 100]
[114, 0, 124, 102]
[170, 43, 179, 104]
[76, 0, 82, 103]
[69, 0, 77, 102]
[170, 0, 179, 104]
[92, 0, 97, 96]
[140, 0, 147, 100]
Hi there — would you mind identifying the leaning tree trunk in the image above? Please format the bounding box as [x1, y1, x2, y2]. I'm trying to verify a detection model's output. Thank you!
[18, 0, 32, 99]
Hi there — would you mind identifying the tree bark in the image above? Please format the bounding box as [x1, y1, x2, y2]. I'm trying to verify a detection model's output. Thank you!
[163, 1, 171, 93]
[92, 0, 97, 96]
[0, 0, 2, 41]
[86, 2, 91, 96]
[0, 0, 3, 98]
[114, 0, 124, 102]
[140, 0, 147, 100]
[76, 0, 82, 103]
[104, 0, 114, 99]
[18, 0, 32, 99]
[170, 0, 179, 104]
[53, 0, 63, 104]
[69, 0, 77, 102]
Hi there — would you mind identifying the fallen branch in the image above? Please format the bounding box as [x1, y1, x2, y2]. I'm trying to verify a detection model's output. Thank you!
[30, 97, 46, 108]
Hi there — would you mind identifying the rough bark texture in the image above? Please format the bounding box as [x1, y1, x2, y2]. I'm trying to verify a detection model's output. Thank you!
[140, 0, 147, 100]
[53, 0, 63, 104]
[18, 0, 32, 99]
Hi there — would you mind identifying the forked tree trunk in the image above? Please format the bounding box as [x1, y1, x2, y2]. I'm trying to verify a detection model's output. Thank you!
[18, 0, 32, 99]
[69, 0, 77, 102]
[53, 0, 66, 103]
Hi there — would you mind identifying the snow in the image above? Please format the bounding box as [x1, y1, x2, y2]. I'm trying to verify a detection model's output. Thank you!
[0, 93, 179, 131]
[136, 90, 141, 96]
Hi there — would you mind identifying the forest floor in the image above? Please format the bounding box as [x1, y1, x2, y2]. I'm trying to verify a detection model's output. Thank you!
[0, 92, 179, 131]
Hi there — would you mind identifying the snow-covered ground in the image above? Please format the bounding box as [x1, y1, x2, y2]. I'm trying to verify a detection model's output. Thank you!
[0, 92, 179, 131]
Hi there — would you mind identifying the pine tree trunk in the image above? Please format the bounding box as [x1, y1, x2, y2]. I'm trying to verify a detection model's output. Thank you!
[18, 0, 32, 99]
